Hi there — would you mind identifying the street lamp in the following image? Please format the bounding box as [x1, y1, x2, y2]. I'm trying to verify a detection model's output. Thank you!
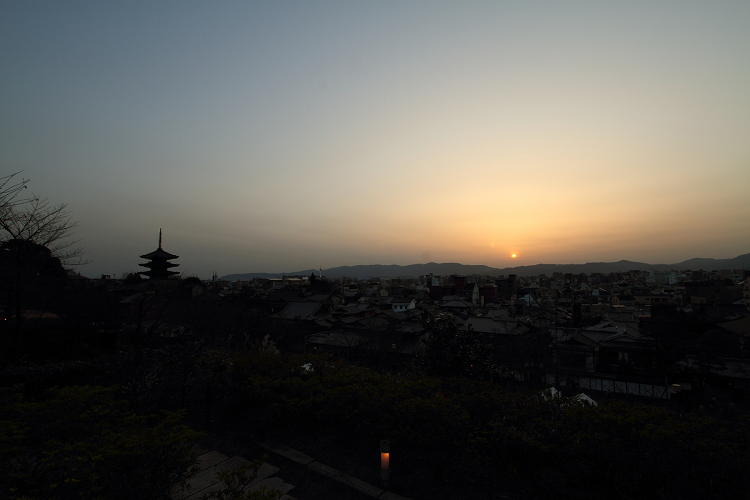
[380, 440, 391, 488]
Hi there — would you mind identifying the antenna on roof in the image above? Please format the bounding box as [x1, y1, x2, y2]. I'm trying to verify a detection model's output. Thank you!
[159, 228, 162, 249]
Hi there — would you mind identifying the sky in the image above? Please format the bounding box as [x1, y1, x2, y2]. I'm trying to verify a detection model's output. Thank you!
[1, 1, 749, 279]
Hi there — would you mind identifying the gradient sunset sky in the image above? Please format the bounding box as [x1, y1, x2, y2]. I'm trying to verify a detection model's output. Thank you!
[2, 1, 749, 278]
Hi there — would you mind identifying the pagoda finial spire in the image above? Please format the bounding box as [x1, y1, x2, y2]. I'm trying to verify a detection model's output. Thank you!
[159, 228, 162, 249]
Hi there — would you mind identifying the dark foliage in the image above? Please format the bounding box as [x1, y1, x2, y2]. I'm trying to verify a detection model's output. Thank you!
[0, 385, 201, 500]
[0, 240, 68, 361]
[226, 352, 750, 500]
[418, 312, 494, 379]
[0, 239, 67, 314]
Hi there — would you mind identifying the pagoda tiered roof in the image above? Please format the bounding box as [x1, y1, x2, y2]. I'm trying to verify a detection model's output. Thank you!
[138, 229, 179, 280]
[140, 247, 179, 260]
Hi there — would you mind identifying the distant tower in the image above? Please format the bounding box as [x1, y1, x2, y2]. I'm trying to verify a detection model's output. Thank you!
[319, 267, 322, 279]
[138, 229, 179, 280]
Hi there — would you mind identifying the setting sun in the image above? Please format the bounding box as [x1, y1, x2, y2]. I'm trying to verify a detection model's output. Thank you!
[511, 254, 518, 258]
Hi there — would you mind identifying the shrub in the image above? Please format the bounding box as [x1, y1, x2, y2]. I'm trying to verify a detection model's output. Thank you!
[0, 385, 202, 500]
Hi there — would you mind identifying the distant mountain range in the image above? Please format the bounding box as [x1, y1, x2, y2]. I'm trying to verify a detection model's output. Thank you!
[221, 253, 750, 280]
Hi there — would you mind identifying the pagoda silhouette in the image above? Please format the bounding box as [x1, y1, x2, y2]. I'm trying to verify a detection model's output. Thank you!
[138, 229, 179, 280]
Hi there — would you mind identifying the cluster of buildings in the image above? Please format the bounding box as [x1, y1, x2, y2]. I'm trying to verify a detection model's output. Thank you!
[92, 234, 750, 406]
[198, 266, 750, 403]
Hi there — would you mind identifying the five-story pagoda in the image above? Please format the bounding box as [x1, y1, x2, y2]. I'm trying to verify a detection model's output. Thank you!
[139, 229, 179, 280]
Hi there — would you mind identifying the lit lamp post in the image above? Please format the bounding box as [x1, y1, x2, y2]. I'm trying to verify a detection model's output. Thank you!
[380, 439, 391, 488]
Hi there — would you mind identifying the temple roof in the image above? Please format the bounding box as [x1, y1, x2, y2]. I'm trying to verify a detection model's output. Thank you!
[140, 248, 179, 260]
[139, 261, 179, 269]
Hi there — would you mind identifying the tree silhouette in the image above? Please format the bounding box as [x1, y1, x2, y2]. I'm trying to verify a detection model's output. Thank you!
[418, 311, 494, 378]
[0, 239, 67, 359]
[0, 172, 84, 359]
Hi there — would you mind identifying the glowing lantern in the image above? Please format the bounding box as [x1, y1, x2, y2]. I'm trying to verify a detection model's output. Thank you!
[380, 439, 391, 486]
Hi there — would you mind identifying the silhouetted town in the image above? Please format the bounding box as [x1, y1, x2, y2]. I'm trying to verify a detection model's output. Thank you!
[87, 234, 750, 406]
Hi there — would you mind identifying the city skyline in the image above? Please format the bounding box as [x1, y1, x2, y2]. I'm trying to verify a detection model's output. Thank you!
[2, 2, 749, 279]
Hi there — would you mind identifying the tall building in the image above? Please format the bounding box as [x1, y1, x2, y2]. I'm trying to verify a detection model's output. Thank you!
[138, 229, 179, 280]
[496, 274, 517, 300]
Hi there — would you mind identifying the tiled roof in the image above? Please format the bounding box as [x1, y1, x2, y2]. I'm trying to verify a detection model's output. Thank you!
[274, 301, 326, 320]
[139, 248, 179, 260]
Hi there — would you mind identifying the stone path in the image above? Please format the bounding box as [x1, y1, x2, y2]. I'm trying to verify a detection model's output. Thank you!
[260, 441, 410, 500]
[172, 449, 296, 500]
[172, 441, 411, 500]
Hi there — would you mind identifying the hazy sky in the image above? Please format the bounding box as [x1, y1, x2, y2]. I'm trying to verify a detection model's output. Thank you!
[2, 1, 749, 278]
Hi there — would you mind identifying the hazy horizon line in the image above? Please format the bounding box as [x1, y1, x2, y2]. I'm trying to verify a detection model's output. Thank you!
[224, 252, 750, 276]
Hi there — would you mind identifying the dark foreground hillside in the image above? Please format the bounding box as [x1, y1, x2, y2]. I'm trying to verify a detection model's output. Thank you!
[2, 348, 749, 500]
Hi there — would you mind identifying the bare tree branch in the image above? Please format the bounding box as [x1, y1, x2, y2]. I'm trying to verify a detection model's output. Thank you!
[0, 172, 35, 212]
[0, 173, 87, 266]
